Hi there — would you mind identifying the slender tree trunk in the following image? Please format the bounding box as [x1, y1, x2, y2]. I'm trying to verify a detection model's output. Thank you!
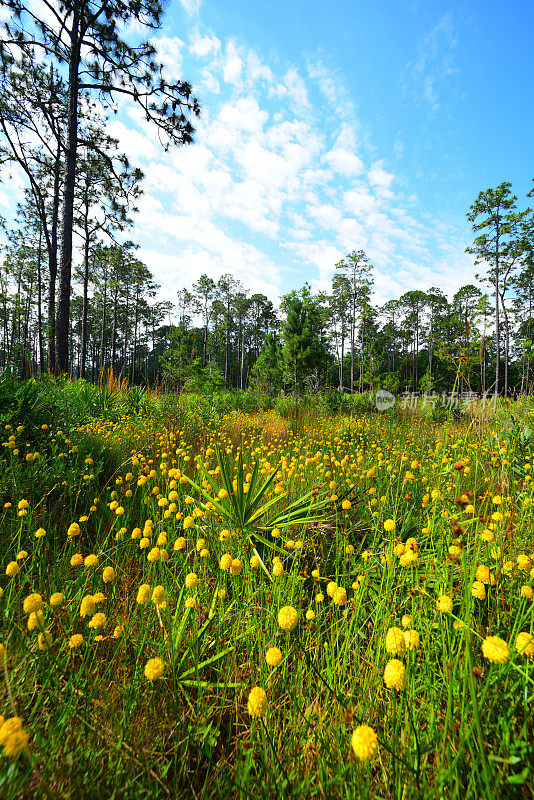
[254, 303, 260, 360]
[111, 279, 119, 372]
[240, 325, 245, 389]
[131, 286, 139, 383]
[340, 312, 345, 391]
[2, 282, 8, 369]
[152, 315, 156, 384]
[99, 270, 107, 378]
[202, 299, 208, 367]
[527, 288, 532, 393]
[123, 289, 129, 375]
[68, 312, 75, 377]
[8, 276, 22, 371]
[414, 309, 419, 390]
[80, 187, 90, 379]
[503, 305, 509, 396]
[91, 333, 96, 382]
[55, 3, 81, 373]
[47, 144, 61, 373]
[37, 224, 45, 373]
[428, 313, 433, 377]
[494, 221, 500, 398]
[521, 340, 526, 394]
[350, 295, 355, 392]
[225, 297, 230, 386]
[498, 287, 509, 396]
[336, 326, 341, 389]
[21, 277, 33, 378]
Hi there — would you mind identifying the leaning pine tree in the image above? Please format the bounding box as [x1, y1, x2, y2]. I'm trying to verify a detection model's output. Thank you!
[0, 0, 200, 373]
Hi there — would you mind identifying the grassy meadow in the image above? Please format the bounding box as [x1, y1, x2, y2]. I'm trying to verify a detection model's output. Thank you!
[0, 379, 532, 799]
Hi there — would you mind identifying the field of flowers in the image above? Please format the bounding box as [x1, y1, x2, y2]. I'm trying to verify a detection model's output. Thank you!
[0, 390, 532, 799]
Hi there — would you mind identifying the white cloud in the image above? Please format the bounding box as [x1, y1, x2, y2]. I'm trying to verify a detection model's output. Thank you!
[324, 150, 362, 176]
[178, 0, 202, 17]
[199, 66, 220, 94]
[90, 19, 480, 311]
[223, 41, 243, 86]
[138, 232, 281, 306]
[270, 68, 310, 108]
[343, 187, 378, 216]
[323, 125, 363, 177]
[285, 240, 345, 291]
[246, 51, 274, 85]
[106, 120, 158, 161]
[117, 16, 150, 37]
[189, 32, 221, 58]
[217, 96, 268, 135]
[306, 58, 356, 122]
[336, 217, 365, 251]
[368, 160, 395, 199]
[305, 203, 344, 232]
[402, 12, 460, 112]
[154, 36, 185, 80]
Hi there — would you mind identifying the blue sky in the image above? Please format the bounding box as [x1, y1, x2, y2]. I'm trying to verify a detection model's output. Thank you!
[2, 0, 533, 311]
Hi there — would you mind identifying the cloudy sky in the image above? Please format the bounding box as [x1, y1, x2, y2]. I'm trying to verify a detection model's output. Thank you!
[2, 0, 533, 311]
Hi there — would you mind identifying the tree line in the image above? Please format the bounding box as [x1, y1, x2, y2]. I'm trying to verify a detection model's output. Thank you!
[2, 178, 533, 397]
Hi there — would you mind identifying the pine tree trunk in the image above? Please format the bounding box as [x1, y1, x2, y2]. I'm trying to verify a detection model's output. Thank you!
[494, 221, 500, 398]
[240, 326, 245, 389]
[2, 280, 9, 369]
[47, 143, 61, 373]
[55, 2, 81, 373]
[502, 299, 509, 397]
[37, 224, 45, 373]
[131, 287, 139, 383]
[9, 276, 22, 371]
[350, 296, 355, 392]
[414, 309, 419, 390]
[123, 290, 129, 376]
[80, 188, 90, 379]
[428, 314, 433, 377]
[152, 315, 156, 384]
[225, 297, 230, 386]
[527, 289, 532, 393]
[340, 313, 345, 390]
[111, 279, 118, 373]
[21, 277, 33, 378]
[99, 271, 107, 378]
[91, 334, 96, 382]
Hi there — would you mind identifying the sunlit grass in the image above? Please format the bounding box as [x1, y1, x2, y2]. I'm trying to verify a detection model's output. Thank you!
[0, 392, 532, 798]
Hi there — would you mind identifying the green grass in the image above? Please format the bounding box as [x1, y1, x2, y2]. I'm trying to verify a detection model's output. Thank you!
[0, 387, 532, 798]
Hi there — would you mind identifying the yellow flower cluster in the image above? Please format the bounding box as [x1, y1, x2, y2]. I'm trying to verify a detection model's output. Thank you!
[0, 717, 28, 757]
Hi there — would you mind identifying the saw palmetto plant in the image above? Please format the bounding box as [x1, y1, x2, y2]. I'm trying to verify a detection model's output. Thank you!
[184, 443, 334, 580]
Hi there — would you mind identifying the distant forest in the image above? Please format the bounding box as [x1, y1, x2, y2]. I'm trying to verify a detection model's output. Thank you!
[2, 219, 534, 398]
[0, 2, 533, 396]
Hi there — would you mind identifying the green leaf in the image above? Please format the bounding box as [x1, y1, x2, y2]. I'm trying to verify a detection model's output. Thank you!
[507, 767, 529, 784]
[179, 646, 235, 679]
[178, 679, 243, 689]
